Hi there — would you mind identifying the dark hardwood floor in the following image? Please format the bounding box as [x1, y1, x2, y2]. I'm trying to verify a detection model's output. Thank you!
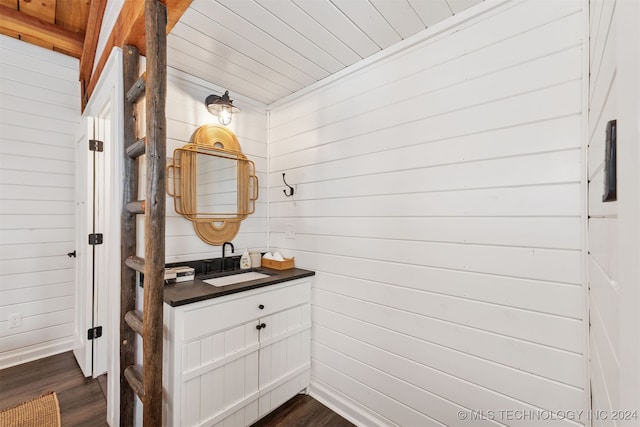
[252, 394, 355, 427]
[0, 351, 353, 427]
[0, 351, 108, 426]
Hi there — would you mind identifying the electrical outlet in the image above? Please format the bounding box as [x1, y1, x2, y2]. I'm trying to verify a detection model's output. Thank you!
[285, 223, 296, 239]
[8, 313, 21, 329]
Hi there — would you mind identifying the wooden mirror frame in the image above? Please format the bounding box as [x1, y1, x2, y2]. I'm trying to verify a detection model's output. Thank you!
[167, 125, 258, 245]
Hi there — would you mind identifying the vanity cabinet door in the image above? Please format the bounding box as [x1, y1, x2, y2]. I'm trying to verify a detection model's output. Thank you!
[257, 303, 311, 418]
[181, 320, 261, 427]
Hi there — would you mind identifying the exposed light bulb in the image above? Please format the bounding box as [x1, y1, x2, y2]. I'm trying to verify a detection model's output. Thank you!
[218, 105, 232, 125]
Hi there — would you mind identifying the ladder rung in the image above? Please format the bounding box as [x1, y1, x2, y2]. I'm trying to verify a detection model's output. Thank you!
[124, 310, 143, 336]
[126, 200, 145, 215]
[126, 72, 146, 103]
[124, 365, 144, 401]
[125, 256, 145, 273]
[126, 137, 146, 158]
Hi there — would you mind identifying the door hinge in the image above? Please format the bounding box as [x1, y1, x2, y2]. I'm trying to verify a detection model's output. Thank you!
[88, 233, 103, 245]
[89, 139, 104, 152]
[87, 326, 103, 340]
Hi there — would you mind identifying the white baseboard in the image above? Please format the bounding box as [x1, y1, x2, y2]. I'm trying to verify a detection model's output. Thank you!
[309, 377, 392, 427]
[0, 338, 74, 370]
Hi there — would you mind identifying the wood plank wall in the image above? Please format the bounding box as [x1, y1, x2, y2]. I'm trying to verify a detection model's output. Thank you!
[0, 35, 80, 368]
[268, 1, 586, 425]
[163, 67, 268, 262]
[587, 0, 619, 421]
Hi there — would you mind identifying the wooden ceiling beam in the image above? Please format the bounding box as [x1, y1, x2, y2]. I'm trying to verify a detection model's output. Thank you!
[84, 0, 192, 110]
[165, 0, 191, 35]
[79, 0, 107, 106]
[0, 4, 84, 57]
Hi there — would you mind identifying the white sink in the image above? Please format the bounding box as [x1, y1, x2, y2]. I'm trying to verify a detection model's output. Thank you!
[203, 271, 271, 287]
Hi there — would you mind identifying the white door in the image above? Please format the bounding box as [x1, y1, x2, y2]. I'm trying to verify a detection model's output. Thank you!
[73, 116, 93, 377]
[73, 115, 108, 378]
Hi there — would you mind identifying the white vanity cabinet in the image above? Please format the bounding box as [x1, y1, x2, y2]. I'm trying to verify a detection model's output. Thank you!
[163, 279, 312, 427]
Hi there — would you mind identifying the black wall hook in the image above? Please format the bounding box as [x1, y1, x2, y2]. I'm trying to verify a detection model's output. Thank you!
[282, 173, 294, 197]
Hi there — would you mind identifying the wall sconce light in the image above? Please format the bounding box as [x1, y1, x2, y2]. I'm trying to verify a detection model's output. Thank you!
[205, 90, 239, 125]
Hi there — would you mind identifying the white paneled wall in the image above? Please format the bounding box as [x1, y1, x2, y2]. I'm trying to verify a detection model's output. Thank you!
[0, 36, 80, 368]
[93, 0, 124, 76]
[268, 1, 586, 425]
[164, 68, 268, 262]
[587, 0, 619, 422]
[614, 0, 640, 418]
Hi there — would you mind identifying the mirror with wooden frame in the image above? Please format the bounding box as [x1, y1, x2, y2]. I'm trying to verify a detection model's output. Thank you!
[167, 125, 258, 245]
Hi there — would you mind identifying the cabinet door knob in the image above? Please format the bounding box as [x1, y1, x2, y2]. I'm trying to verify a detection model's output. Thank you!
[256, 324, 261, 330]
[260, 323, 266, 329]
[258, 304, 264, 310]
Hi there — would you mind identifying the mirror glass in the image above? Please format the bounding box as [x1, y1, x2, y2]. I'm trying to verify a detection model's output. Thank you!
[196, 153, 238, 216]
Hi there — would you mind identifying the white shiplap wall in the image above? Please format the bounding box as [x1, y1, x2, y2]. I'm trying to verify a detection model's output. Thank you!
[587, 0, 619, 422]
[614, 0, 640, 418]
[0, 35, 80, 368]
[268, 1, 587, 425]
[163, 67, 269, 262]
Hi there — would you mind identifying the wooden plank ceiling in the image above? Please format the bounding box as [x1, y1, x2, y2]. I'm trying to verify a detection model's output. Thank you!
[0, 0, 90, 57]
[0, 0, 484, 107]
[167, 0, 484, 105]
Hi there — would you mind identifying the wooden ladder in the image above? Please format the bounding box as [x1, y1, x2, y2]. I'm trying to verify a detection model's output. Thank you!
[120, 0, 167, 425]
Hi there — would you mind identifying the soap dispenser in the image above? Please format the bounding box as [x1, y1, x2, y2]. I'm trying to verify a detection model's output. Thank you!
[240, 248, 251, 270]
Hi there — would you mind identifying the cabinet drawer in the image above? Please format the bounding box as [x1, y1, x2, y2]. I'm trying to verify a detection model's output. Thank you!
[182, 281, 310, 341]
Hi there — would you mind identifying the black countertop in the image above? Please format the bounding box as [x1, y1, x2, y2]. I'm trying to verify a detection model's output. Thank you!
[163, 267, 315, 307]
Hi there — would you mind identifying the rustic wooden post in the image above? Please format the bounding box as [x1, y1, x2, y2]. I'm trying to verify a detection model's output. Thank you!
[142, 0, 167, 425]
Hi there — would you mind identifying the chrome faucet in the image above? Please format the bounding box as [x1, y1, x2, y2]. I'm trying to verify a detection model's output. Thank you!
[221, 241, 234, 271]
